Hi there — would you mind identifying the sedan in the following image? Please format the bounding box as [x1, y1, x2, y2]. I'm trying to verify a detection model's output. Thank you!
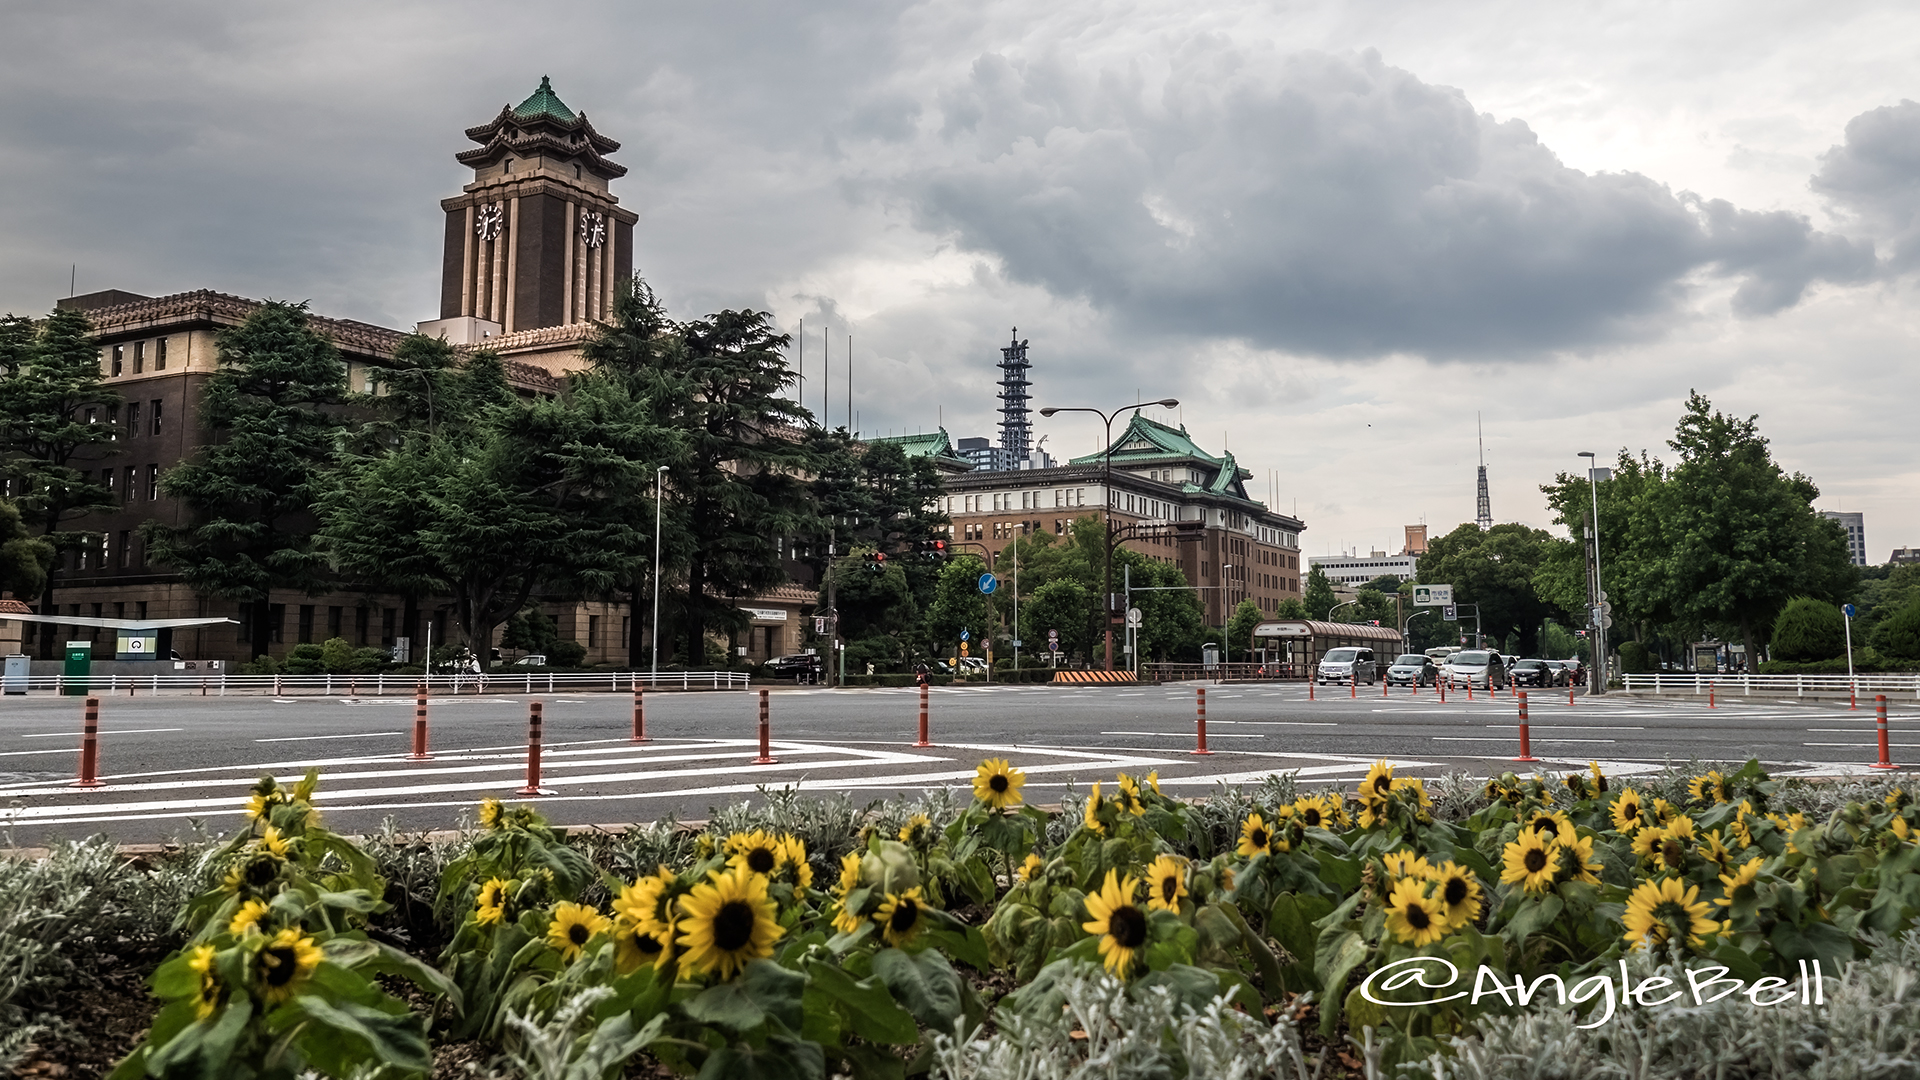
[1386, 654, 1438, 687]
[1510, 659, 1558, 688]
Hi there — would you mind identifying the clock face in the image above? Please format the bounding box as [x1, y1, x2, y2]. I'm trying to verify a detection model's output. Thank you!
[475, 203, 504, 241]
[580, 211, 606, 249]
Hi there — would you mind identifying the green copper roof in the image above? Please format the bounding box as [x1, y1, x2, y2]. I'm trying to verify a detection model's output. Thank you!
[513, 76, 577, 122]
[869, 427, 959, 460]
[1069, 413, 1223, 466]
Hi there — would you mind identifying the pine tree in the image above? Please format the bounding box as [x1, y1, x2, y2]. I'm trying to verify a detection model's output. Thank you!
[0, 307, 121, 656]
[143, 301, 347, 662]
[1303, 566, 1337, 621]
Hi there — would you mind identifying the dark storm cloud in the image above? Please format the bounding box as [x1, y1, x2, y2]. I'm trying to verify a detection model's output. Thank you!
[1813, 100, 1920, 272]
[904, 46, 1875, 358]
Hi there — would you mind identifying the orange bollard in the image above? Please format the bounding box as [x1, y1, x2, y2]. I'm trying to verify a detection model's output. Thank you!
[72, 696, 105, 788]
[1514, 691, 1537, 762]
[1308, 679, 1315, 701]
[913, 682, 932, 748]
[1467, 680, 1474, 702]
[1709, 682, 1716, 709]
[1851, 683, 1858, 711]
[1569, 682, 1576, 707]
[1872, 694, 1898, 770]
[1350, 676, 1356, 699]
[408, 682, 432, 760]
[632, 685, 650, 743]
[752, 689, 779, 764]
[515, 701, 549, 795]
[1439, 678, 1446, 703]
[1382, 679, 1388, 699]
[1193, 686, 1213, 755]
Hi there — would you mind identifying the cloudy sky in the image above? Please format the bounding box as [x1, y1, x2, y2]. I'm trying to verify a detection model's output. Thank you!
[5, 1, 1916, 558]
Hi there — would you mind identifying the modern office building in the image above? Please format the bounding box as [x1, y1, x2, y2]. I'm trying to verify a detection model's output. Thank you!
[1307, 552, 1419, 587]
[1822, 511, 1867, 567]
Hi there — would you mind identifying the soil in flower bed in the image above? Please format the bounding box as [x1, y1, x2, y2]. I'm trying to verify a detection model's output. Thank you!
[12, 945, 164, 1080]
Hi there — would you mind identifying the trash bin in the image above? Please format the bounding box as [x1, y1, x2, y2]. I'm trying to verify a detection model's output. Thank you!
[63, 641, 91, 696]
[3, 654, 27, 695]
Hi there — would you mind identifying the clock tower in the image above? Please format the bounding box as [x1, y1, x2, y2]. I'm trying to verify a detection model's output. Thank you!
[430, 77, 636, 339]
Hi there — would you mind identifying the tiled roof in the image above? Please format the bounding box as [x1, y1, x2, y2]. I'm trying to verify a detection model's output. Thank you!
[78, 290, 407, 359]
[512, 76, 576, 122]
[1069, 413, 1224, 467]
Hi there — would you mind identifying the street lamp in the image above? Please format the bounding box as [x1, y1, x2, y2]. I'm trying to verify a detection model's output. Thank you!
[652, 465, 669, 685]
[1038, 398, 1181, 670]
[1328, 599, 1358, 622]
[1578, 451, 1606, 695]
[1402, 608, 1431, 655]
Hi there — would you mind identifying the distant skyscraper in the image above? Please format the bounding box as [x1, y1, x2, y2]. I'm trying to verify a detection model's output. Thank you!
[997, 331, 1032, 467]
[1474, 416, 1492, 531]
[1821, 511, 1867, 566]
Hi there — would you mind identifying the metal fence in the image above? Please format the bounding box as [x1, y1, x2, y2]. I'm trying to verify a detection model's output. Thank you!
[1622, 672, 1920, 699]
[1142, 663, 1290, 683]
[0, 670, 753, 697]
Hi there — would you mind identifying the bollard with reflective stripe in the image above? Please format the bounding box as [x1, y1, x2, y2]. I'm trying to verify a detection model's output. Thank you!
[408, 682, 432, 760]
[1709, 682, 1716, 709]
[753, 689, 779, 764]
[1514, 691, 1538, 762]
[72, 695, 105, 788]
[1193, 686, 1213, 755]
[913, 683, 932, 748]
[1872, 694, 1898, 770]
[515, 701, 551, 795]
[1350, 676, 1356, 699]
[1308, 679, 1314, 701]
[1569, 682, 1576, 707]
[632, 685, 650, 743]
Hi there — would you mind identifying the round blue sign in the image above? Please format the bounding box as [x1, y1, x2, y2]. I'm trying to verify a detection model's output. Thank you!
[960, 629, 970, 641]
[978, 573, 998, 595]
[1843, 603, 1857, 618]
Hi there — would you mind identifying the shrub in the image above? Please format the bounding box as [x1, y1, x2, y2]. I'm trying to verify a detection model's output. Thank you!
[1770, 596, 1846, 661]
[1872, 598, 1920, 660]
[1616, 640, 1653, 674]
[281, 643, 327, 675]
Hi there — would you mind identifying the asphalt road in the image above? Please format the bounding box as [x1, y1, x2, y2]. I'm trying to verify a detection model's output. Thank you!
[1, 682, 1913, 847]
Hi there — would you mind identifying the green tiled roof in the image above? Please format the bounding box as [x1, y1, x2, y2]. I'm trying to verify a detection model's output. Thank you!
[869, 427, 958, 460]
[513, 76, 577, 122]
[1069, 413, 1223, 466]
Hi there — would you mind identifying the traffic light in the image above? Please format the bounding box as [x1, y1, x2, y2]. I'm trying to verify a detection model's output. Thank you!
[922, 539, 949, 561]
[865, 550, 888, 574]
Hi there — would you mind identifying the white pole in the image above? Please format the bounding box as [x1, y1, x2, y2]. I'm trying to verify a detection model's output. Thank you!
[653, 465, 667, 687]
[424, 620, 433, 694]
[1844, 608, 1855, 695]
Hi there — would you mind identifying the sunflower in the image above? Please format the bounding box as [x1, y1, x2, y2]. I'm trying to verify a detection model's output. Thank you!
[972, 759, 1026, 809]
[1526, 810, 1573, 843]
[1630, 825, 1666, 863]
[1145, 771, 1162, 795]
[898, 814, 935, 846]
[613, 868, 678, 936]
[1651, 797, 1680, 823]
[876, 887, 928, 947]
[1664, 815, 1698, 842]
[1688, 770, 1732, 805]
[229, 899, 271, 937]
[777, 835, 814, 888]
[1391, 776, 1433, 809]
[1292, 795, 1334, 830]
[1145, 854, 1188, 912]
[1887, 787, 1911, 811]
[256, 826, 292, 859]
[1426, 860, 1483, 926]
[1014, 852, 1044, 883]
[478, 797, 504, 830]
[1237, 813, 1275, 858]
[187, 944, 222, 1020]
[1113, 775, 1147, 816]
[1609, 789, 1648, 833]
[677, 867, 785, 980]
[1361, 760, 1396, 802]
[1562, 772, 1592, 800]
[1714, 856, 1764, 908]
[613, 919, 674, 975]
[1501, 830, 1557, 895]
[1081, 870, 1149, 976]
[243, 792, 280, 823]
[1622, 876, 1718, 951]
[473, 877, 511, 926]
[545, 902, 612, 963]
[726, 830, 787, 877]
[1384, 877, 1450, 946]
[1700, 829, 1739, 871]
[834, 852, 862, 895]
[1894, 816, 1913, 843]
[222, 851, 285, 896]
[1082, 783, 1106, 835]
[254, 928, 323, 1005]
[1381, 850, 1431, 881]
[1588, 761, 1608, 793]
[1556, 833, 1603, 884]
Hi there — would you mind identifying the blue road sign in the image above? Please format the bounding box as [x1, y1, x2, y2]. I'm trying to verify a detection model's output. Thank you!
[978, 573, 998, 595]
[960, 629, 970, 642]
[1844, 603, 1857, 618]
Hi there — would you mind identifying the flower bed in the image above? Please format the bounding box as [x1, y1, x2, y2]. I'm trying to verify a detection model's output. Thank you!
[10, 757, 1920, 1079]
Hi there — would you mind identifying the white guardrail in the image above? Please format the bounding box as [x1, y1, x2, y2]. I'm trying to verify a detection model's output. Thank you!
[0, 670, 752, 696]
[1622, 672, 1920, 699]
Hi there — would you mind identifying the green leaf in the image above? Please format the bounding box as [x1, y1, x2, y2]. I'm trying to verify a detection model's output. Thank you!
[288, 996, 432, 1076]
[744, 959, 809, 1033]
[1314, 928, 1369, 1038]
[923, 914, 991, 971]
[838, 1044, 908, 1080]
[806, 961, 919, 1044]
[872, 947, 964, 1030]
[1312, 850, 1362, 893]
[697, 1030, 827, 1080]
[1134, 963, 1224, 1013]
[685, 982, 770, 1036]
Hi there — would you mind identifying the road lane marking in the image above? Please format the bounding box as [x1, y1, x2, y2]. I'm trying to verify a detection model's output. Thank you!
[20, 728, 183, 738]
[1431, 737, 1616, 744]
[1100, 731, 1265, 739]
[1213, 720, 1337, 727]
[256, 731, 406, 743]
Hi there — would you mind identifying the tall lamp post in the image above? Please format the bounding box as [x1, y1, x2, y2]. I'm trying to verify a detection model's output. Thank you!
[652, 465, 669, 685]
[1578, 451, 1606, 695]
[1038, 398, 1180, 670]
[1403, 609, 1431, 655]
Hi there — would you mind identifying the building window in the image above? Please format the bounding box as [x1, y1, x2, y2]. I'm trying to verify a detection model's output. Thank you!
[155, 337, 167, 370]
[111, 346, 123, 376]
[133, 341, 145, 373]
[145, 464, 158, 500]
[150, 400, 162, 435]
[269, 603, 286, 644]
[328, 606, 343, 639]
[588, 614, 601, 647]
[297, 605, 316, 644]
[355, 606, 371, 645]
[382, 608, 397, 646]
[622, 616, 631, 649]
[122, 465, 136, 502]
[118, 530, 131, 568]
[103, 469, 115, 497]
[126, 401, 140, 436]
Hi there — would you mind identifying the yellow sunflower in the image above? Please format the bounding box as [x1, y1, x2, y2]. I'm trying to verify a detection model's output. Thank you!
[1361, 760, 1396, 803]
[475, 877, 511, 926]
[1113, 775, 1147, 816]
[726, 830, 787, 877]
[613, 918, 675, 975]
[898, 814, 935, 845]
[1631, 825, 1666, 863]
[1562, 772, 1592, 800]
[256, 826, 292, 859]
[1145, 854, 1188, 912]
[1426, 860, 1483, 926]
[1500, 829, 1557, 895]
[1391, 776, 1433, 809]
[1700, 829, 1738, 870]
[545, 902, 612, 963]
[1651, 797, 1680, 823]
[777, 835, 814, 888]
[188, 944, 222, 1020]
[1886, 787, 1910, 811]
[1894, 816, 1913, 843]
[1525, 810, 1573, 844]
[1237, 813, 1275, 858]
[613, 867, 678, 936]
[1609, 789, 1648, 833]
[1083, 783, 1105, 835]
[254, 928, 323, 1005]
[876, 887, 928, 947]
[1556, 833, 1603, 885]
[972, 759, 1026, 809]
[478, 797, 504, 830]
[222, 851, 285, 896]
[229, 899, 271, 937]
[1688, 770, 1732, 805]
[1383, 876, 1450, 946]
[243, 792, 279, 823]
[1014, 852, 1044, 883]
[833, 851, 862, 895]
[1381, 850, 1431, 881]
[1714, 856, 1764, 908]
[677, 867, 785, 980]
[1622, 876, 1718, 951]
[1081, 870, 1149, 977]
[1588, 761, 1608, 793]
[1768, 812, 1809, 855]
[1145, 771, 1162, 795]
[1292, 795, 1333, 830]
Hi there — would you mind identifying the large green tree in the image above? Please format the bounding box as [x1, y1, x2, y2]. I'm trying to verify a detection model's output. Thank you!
[1416, 522, 1562, 655]
[1303, 565, 1337, 621]
[0, 308, 121, 656]
[145, 302, 346, 662]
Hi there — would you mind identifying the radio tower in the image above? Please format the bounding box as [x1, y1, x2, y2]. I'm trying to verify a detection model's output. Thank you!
[1475, 413, 1493, 531]
[997, 330, 1032, 470]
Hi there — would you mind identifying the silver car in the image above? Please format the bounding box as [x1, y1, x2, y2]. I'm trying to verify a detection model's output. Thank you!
[1386, 654, 1438, 686]
[1443, 649, 1508, 690]
[1317, 647, 1378, 685]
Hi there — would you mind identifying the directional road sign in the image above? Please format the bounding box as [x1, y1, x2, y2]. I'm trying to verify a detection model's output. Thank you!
[1412, 584, 1453, 607]
[1126, 607, 1143, 627]
[960, 629, 970, 642]
[978, 573, 998, 595]
[1442, 604, 1457, 621]
[1844, 603, 1857, 619]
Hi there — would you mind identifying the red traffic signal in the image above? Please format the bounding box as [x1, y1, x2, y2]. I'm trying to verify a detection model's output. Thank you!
[924, 539, 949, 560]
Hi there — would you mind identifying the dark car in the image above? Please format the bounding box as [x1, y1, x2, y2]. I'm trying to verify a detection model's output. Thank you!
[1561, 657, 1585, 683]
[763, 654, 823, 681]
[1511, 659, 1558, 688]
[1386, 654, 1438, 687]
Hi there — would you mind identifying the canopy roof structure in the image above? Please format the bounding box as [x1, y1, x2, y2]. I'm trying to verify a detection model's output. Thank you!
[0, 614, 237, 631]
[458, 76, 626, 180]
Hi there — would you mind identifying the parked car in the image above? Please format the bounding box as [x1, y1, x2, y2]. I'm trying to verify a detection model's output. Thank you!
[1386, 654, 1439, 687]
[1542, 660, 1569, 684]
[1510, 658, 1558, 688]
[1561, 657, 1585, 683]
[763, 654, 823, 680]
[1317, 646, 1379, 686]
[1443, 649, 1508, 690]
[510, 654, 548, 667]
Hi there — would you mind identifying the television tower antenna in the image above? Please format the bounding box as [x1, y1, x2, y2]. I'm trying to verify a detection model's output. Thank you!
[997, 329, 1032, 470]
[1475, 413, 1492, 531]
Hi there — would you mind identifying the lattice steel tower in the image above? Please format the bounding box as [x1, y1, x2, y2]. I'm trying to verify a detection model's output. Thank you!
[1475, 414, 1493, 531]
[997, 330, 1032, 469]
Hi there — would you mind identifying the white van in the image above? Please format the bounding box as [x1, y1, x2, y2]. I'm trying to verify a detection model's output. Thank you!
[1317, 646, 1379, 686]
